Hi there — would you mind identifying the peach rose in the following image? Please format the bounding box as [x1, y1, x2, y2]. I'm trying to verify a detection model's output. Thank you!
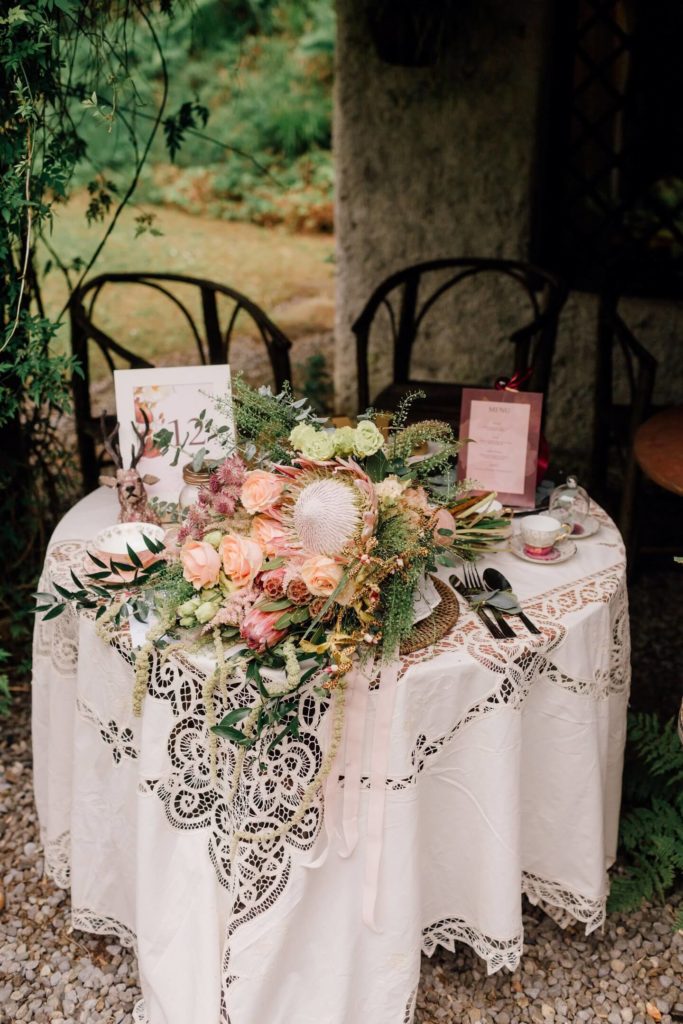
[180, 539, 221, 590]
[251, 514, 286, 556]
[433, 508, 456, 547]
[300, 555, 344, 597]
[219, 533, 264, 588]
[240, 470, 284, 515]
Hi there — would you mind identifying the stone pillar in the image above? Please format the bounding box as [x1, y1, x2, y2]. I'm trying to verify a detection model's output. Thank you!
[334, 0, 551, 414]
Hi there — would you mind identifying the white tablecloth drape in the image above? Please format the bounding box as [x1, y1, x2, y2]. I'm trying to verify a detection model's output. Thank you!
[32, 488, 630, 1024]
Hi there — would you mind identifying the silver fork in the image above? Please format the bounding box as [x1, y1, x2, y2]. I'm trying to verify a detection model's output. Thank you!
[456, 565, 504, 640]
[463, 563, 516, 639]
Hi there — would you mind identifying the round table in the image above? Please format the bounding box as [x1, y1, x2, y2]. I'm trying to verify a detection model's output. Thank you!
[32, 489, 631, 1024]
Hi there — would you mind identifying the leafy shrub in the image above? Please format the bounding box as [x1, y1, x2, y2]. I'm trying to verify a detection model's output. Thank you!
[608, 711, 683, 925]
[70, 0, 335, 228]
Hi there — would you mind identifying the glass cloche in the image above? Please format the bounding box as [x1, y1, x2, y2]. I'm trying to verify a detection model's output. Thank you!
[548, 475, 590, 534]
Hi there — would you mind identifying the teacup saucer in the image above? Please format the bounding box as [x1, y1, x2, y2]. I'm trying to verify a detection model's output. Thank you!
[568, 515, 600, 539]
[510, 535, 577, 564]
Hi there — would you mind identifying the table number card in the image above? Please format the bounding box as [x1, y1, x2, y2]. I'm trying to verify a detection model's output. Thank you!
[114, 365, 234, 501]
[457, 387, 543, 507]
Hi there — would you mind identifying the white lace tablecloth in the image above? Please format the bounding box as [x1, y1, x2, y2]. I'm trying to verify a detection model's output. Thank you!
[32, 488, 630, 1024]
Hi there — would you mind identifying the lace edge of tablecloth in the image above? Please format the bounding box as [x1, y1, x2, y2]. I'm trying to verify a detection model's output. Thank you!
[522, 870, 606, 934]
[133, 999, 148, 1023]
[44, 833, 607, 981]
[421, 872, 607, 976]
[70, 907, 138, 952]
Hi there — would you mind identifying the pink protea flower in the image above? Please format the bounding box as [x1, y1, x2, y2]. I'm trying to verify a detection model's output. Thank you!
[240, 607, 290, 652]
[272, 457, 377, 558]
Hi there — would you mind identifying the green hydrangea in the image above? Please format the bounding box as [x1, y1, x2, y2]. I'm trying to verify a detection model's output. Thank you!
[333, 426, 357, 456]
[289, 423, 317, 451]
[353, 420, 384, 458]
[300, 429, 336, 461]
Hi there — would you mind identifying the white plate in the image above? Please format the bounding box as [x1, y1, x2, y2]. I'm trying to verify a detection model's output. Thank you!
[88, 523, 166, 579]
[92, 522, 165, 557]
[510, 534, 577, 565]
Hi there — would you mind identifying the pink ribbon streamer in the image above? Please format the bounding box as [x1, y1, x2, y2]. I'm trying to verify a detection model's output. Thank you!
[305, 657, 373, 869]
[306, 655, 401, 934]
[362, 657, 400, 931]
[338, 657, 372, 858]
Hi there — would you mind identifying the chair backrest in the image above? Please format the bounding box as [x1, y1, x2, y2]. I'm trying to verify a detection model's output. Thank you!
[591, 291, 658, 496]
[69, 272, 293, 490]
[352, 258, 568, 411]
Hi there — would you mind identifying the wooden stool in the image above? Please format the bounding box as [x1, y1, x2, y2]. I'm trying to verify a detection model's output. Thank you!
[634, 408, 683, 497]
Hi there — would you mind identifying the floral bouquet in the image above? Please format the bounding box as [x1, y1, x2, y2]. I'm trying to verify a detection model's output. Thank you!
[40, 382, 511, 756]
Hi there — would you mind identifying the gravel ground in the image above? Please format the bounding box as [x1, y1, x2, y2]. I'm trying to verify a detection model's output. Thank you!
[1, 565, 682, 1023]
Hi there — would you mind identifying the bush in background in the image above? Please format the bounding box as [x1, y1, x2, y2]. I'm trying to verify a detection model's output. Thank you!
[71, 0, 335, 230]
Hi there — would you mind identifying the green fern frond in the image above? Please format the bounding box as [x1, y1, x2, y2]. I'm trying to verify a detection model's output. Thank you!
[610, 712, 683, 922]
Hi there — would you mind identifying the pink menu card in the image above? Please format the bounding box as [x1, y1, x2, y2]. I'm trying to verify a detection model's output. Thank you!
[457, 388, 543, 507]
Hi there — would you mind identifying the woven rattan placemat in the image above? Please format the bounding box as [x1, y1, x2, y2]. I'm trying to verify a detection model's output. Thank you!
[399, 576, 459, 656]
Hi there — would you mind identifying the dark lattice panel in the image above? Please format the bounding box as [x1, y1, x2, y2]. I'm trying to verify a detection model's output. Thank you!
[534, 0, 683, 296]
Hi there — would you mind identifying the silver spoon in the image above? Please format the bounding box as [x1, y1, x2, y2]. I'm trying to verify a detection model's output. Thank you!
[482, 568, 541, 635]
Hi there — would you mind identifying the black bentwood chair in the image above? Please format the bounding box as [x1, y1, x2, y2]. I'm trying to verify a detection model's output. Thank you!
[352, 258, 568, 425]
[591, 292, 658, 562]
[69, 272, 293, 491]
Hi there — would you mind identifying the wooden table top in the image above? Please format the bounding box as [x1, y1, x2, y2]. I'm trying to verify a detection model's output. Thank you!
[634, 407, 683, 497]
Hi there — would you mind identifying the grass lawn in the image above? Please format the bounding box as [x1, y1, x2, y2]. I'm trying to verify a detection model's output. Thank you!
[40, 194, 335, 413]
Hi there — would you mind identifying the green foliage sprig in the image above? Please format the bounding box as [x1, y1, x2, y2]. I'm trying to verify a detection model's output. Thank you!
[608, 712, 683, 926]
[36, 532, 168, 627]
[230, 376, 325, 464]
[0, 0, 211, 699]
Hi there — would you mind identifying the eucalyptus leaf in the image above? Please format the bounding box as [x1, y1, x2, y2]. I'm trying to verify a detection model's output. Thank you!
[42, 603, 66, 620]
[258, 598, 293, 612]
[126, 543, 143, 569]
[192, 447, 207, 472]
[217, 707, 252, 727]
[211, 723, 253, 745]
[267, 725, 290, 753]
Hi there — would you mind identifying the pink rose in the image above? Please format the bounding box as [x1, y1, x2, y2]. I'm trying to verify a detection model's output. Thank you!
[240, 471, 284, 515]
[219, 533, 264, 588]
[261, 566, 286, 599]
[180, 539, 221, 590]
[300, 555, 344, 597]
[433, 508, 456, 547]
[240, 607, 289, 652]
[251, 514, 286, 556]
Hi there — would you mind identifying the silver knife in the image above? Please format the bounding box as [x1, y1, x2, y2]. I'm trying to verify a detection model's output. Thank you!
[449, 574, 504, 640]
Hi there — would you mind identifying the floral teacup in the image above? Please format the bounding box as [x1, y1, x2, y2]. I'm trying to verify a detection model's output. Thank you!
[520, 514, 570, 557]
